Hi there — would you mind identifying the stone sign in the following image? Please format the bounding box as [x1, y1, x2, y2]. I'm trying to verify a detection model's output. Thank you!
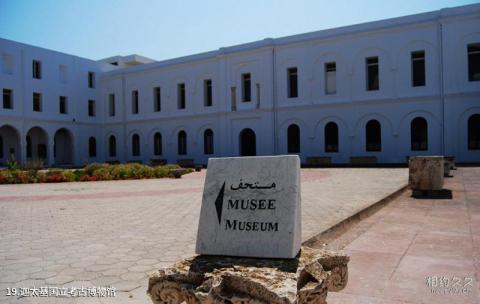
[195, 155, 301, 258]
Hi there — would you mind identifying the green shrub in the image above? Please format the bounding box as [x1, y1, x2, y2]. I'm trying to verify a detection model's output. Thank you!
[61, 170, 77, 182]
[22, 159, 44, 171]
[0, 162, 192, 184]
[6, 161, 18, 171]
[91, 167, 112, 181]
[84, 163, 109, 176]
[153, 166, 169, 178]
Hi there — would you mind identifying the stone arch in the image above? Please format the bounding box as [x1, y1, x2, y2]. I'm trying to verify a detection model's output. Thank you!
[88, 137, 97, 158]
[410, 117, 428, 151]
[355, 113, 394, 136]
[239, 128, 256, 156]
[279, 118, 307, 155]
[54, 128, 74, 165]
[26, 126, 48, 162]
[397, 110, 441, 156]
[468, 114, 480, 150]
[457, 107, 480, 162]
[153, 131, 163, 156]
[131, 133, 141, 157]
[365, 119, 382, 152]
[195, 124, 216, 145]
[287, 124, 301, 154]
[0, 125, 20, 164]
[177, 130, 187, 155]
[203, 129, 214, 155]
[106, 134, 118, 158]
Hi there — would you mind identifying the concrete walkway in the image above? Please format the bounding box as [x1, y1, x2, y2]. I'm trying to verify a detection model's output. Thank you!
[0, 168, 407, 303]
[328, 167, 480, 304]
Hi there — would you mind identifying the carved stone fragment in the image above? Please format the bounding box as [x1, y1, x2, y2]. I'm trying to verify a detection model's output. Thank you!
[147, 247, 349, 304]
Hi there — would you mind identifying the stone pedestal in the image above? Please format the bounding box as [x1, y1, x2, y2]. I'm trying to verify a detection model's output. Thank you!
[147, 246, 349, 304]
[408, 156, 444, 191]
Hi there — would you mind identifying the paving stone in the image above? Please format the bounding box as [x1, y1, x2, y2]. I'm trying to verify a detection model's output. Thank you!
[120, 272, 146, 281]
[0, 169, 408, 303]
[101, 268, 128, 276]
[45, 275, 75, 285]
[112, 280, 141, 292]
[73, 272, 100, 281]
[91, 276, 121, 287]
[127, 265, 152, 273]
[134, 258, 158, 266]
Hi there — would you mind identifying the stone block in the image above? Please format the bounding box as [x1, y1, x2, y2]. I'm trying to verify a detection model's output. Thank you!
[196, 155, 301, 258]
[408, 156, 444, 191]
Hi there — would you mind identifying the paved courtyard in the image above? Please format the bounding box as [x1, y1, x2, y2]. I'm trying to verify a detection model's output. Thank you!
[327, 167, 480, 304]
[0, 168, 407, 303]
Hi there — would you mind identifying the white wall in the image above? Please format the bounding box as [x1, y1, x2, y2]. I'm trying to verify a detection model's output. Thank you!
[1, 3, 479, 166]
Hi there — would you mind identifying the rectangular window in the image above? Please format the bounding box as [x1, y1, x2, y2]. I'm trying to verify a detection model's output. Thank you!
[2, 53, 13, 75]
[204, 79, 213, 107]
[411, 51, 425, 87]
[33, 92, 42, 112]
[153, 87, 161, 112]
[32, 60, 41, 79]
[88, 99, 96, 117]
[366, 57, 379, 91]
[88, 71, 95, 88]
[256, 83, 260, 108]
[59, 65, 67, 84]
[468, 43, 480, 82]
[177, 83, 186, 109]
[242, 73, 251, 102]
[3, 89, 13, 109]
[325, 62, 336, 94]
[287, 67, 298, 98]
[231, 87, 237, 111]
[109, 94, 115, 117]
[59, 96, 67, 114]
[131, 90, 139, 114]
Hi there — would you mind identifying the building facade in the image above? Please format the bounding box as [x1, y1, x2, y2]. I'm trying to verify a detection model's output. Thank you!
[1, 4, 479, 166]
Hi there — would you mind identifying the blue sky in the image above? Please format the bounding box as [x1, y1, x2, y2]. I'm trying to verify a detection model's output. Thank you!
[0, 0, 478, 61]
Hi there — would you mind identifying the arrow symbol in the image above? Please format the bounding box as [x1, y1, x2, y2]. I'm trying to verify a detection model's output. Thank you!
[214, 182, 226, 225]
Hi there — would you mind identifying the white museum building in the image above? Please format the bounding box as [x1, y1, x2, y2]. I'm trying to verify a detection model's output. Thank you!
[0, 3, 479, 167]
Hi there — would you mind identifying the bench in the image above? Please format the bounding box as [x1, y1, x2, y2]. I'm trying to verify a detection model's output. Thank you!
[350, 156, 378, 165]
[177, 159, 195, 168]
[150, 159, 167, 166]
[305, 156, 332, 166]
[127, 160, 143, 164]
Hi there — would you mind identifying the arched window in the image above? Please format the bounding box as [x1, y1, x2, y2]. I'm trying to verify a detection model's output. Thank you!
[325, 122, 339, 152]
[109, 135, 116, 157]
[0, 136, 3, 158]
[26, 136, 32, 158]
[132, 134, 140, 156]
[239, 128, 256, 156]
[204, 129, 214, 155]
[366, 120, 381, 152]
[411, 117, 428, 151]
[88, 137, 96, 157]
[468, 114, 480, 150]
[287, 124, 300, 153]
[154, 132, 162, 156]
[178, 131, 187, 155]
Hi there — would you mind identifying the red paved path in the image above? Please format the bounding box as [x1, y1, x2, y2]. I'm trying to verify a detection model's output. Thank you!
[328, 167, 480, 304]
